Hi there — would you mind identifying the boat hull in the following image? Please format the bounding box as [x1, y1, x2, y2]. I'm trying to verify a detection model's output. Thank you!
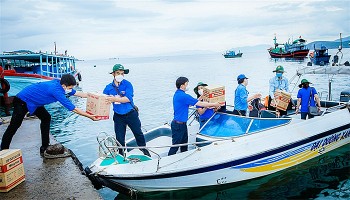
[268, 49, 309, 58]
[87, 109, 350, 194]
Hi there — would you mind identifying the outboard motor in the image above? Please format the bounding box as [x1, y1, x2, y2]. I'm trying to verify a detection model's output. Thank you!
[333, 55, 339, 65]
[340, 89, 350, 102]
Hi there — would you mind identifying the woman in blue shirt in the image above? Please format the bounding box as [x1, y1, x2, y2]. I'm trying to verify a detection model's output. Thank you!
[295, 79, 321, 120]
[194, 82, 215, 128]
[234, 74, 261, 116]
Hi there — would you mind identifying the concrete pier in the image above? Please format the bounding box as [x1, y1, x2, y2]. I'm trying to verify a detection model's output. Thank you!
[0, 117, 102, 199]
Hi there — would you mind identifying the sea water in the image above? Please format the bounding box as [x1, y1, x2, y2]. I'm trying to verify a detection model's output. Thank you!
[42, 48, 349, 199]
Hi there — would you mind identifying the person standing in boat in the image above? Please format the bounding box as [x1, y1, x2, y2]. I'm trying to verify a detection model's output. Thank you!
[268, 65, 289, 116]
[233, 74, 261, 116]
[104, 64, 151, 157]
[0, 74, 99, 155]
[193, 82, 216, 128]
[169, 77, 220, 156]
[295, 79, 321, 120]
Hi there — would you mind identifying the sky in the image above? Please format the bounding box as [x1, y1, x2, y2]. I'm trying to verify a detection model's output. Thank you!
[0, 0, 349, 60]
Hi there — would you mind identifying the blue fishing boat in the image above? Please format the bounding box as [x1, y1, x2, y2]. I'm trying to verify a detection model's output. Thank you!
[223, 50, 242, 58]
[0, 50, 82, 115]
[309, 44, 331, 66]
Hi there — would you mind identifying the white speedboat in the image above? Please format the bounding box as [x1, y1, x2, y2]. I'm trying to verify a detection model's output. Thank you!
[85, 66, 350, 196]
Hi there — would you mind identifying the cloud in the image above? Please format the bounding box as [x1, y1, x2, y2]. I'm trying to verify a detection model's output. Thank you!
[0, 0, 349, 59]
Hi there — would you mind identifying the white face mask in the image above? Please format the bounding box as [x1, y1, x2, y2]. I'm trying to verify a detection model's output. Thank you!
[65, 89, 72, 94]
[114, 75, 124, 82]
[198, 89, 203, 95]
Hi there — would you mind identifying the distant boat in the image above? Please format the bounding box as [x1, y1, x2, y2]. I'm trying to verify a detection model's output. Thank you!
[309, 44, 331, 66]
[223, 50, 242, 58]
[268, 35, 309, 58]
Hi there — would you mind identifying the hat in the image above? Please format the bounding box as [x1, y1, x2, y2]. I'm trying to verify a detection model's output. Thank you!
[237, 74, 248, 81]
[273, 65, 285, 73]
[194, 82, 208, 95]
[298, 79, 312, 88]
[110, 64, 129, 74]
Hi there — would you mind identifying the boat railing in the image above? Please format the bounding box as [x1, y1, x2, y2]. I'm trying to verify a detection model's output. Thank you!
[96, 130, 233, 170]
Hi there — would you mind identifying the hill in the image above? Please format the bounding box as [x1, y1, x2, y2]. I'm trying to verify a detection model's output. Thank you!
[307, 35, 350, 49]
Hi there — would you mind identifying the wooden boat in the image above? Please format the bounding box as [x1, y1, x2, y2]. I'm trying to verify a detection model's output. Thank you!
[223, 50, 242, 58]
[268, 35, 309, 58]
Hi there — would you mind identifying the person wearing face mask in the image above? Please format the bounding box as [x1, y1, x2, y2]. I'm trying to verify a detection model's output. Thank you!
[268, 65, 289, 116]
[295, 79, 321, 120]
[103, 64, 151, 157]
[193, 82, 215, 128]
[234, 74, 261, 116]
[0, 74, 99, 155]
[169, 77, 221, 156]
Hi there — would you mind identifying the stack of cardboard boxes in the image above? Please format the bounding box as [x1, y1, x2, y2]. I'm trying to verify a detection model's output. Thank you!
[0, 149, 25, 192]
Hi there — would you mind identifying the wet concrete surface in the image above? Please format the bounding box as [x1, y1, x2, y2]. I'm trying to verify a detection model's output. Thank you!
[0, 117, 102, 199]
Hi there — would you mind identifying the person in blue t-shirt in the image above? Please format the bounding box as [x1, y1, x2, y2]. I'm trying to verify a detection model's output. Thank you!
[193, 82, 215, 128]
[0, 74, 99, 155]
[169, 77, 220, 156]
[233, 74, 261, 116]
[104, 64, 151, 157]
[295, 79, 321, 120]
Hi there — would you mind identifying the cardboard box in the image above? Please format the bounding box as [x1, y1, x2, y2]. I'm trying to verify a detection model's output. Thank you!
[0, 149, 25, 192]
[202, 85, 225, 105]
[273, 90, 291, 111]
[86, 92, 111, 120]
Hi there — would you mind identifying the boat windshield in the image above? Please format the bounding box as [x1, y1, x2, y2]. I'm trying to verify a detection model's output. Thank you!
[199, 113, 291, 138]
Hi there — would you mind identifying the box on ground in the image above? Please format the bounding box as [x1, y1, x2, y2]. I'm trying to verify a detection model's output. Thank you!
[273, 90, 291, 111]
[202, 85, 225, 106]
[86, 92, 111, 120]
[0, 149, 25, 192]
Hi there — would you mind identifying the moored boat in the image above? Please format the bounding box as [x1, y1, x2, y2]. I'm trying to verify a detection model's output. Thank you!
[268, 35, 309, 58]
[0, 50, 82, 115]
[309, 44, 331, 66]
[85, 65, 350, 196]
[223, 50, 242, 58]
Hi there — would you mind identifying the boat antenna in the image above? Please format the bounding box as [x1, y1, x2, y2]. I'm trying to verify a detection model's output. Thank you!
[54, 42, 57, 55]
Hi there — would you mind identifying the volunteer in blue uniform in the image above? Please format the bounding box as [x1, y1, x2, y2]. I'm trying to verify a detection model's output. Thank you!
[0, 74, 98, 154]
[104, 64, 151, 157]
[168, 77, 220, 156]
[233, 74, 261, 116]
[295, 79, 321, 120]
[268, 65, 290, 116]
[193, 82, 215, 128]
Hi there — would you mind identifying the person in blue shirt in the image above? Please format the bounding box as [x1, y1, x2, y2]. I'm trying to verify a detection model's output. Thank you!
[295, 79, 321, 120]
[169, 77, 220, 156]
[0, 74, 98, 155]
[233, 74, 261, 116]
[193, 82, 215, 128]
[268, 65, 290, 116]
[104, 64, 151, 157]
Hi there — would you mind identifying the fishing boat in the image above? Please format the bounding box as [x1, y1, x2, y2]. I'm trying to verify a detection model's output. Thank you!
[268, 35, 309, 58]
[223, 50, 243, 58]
[0, 50, 82, 115]
[309, 44, 331, 66]
[85, 65, 350, 196]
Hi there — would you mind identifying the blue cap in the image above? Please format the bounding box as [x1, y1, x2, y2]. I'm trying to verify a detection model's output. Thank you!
[237, 74, 248, 81]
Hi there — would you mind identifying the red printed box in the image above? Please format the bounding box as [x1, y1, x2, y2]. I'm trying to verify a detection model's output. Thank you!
[202, 85, 225, 105]
[0, 149, 25, 192]
[86, 92, 111, 120]
[273, 90, 291, 111]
